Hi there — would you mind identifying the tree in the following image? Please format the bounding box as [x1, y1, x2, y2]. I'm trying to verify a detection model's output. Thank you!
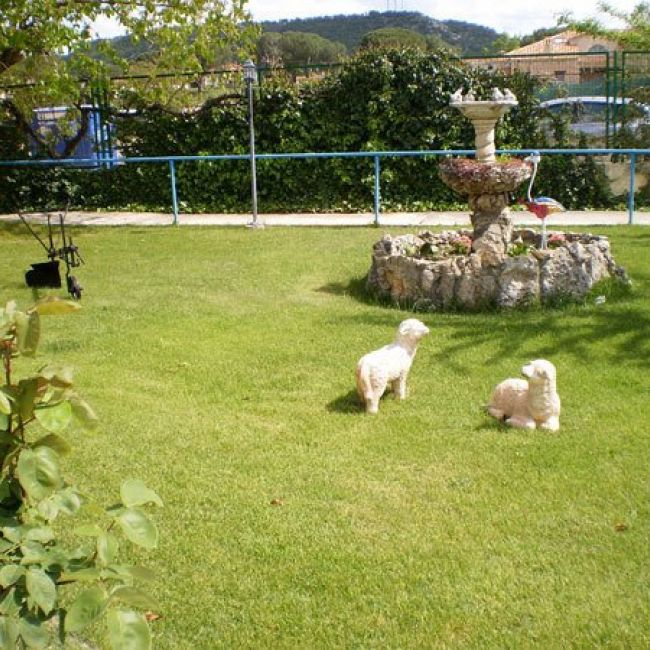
[359, 28, 428, 51]
[258, 31, 346, 66]
[560, 1, 650, 49]
[519, 27, 564, 47]
[486, 33, 522, 55]
[0, 0, 257, 157]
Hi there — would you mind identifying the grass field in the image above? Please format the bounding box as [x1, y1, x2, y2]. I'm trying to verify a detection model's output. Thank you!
[1, 223, 649, 648]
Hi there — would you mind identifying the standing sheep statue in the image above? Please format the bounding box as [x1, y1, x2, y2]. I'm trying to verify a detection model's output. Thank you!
[355, 318, 430, 414]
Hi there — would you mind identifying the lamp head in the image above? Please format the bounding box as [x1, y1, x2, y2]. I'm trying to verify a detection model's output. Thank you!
[243, 59, 257, 84]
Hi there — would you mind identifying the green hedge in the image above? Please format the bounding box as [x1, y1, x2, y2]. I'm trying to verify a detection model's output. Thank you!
[0, 49, 621, 213]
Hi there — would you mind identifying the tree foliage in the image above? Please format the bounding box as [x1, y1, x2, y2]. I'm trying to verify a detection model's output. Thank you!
[1, 48, 563, 214]
[561, 1, 650, 49]
[0, 298, 162, 649]
[360, 28, 428, 51]
[485, 34, 522, 55]
[260, 11, 498, 56]
[0, 0, 257, 156]
[519, 27, 565, 47]
[257, 32, 345, 66]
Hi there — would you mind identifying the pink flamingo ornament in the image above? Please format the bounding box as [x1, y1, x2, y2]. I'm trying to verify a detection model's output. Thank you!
[524, 152, 565, 248]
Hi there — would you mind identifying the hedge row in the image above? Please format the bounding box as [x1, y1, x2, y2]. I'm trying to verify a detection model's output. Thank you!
[0, 49, 622, 214]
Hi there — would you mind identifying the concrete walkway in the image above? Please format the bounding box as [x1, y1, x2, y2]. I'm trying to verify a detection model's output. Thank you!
[0, 210, 648, 227]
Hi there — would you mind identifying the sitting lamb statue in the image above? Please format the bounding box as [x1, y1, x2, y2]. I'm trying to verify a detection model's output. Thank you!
[487, 359, 561, 431]
[355, 318, 430, 414]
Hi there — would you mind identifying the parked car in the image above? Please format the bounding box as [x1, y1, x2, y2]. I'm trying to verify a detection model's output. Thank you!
[539, 96, 650, 136]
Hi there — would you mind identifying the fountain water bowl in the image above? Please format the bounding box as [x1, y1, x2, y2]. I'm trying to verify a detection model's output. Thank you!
[449, 89, 517, 163]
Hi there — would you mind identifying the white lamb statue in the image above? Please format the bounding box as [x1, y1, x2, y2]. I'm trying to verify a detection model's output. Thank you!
[355, 318, 430, 414]
[487, 359, 561, 431]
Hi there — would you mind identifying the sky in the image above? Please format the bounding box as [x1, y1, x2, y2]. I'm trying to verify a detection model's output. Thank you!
[92, 0, 640, 39]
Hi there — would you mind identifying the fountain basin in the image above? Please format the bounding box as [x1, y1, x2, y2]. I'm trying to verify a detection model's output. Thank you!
[366, 229, 630, 310]
[439, 158, 532, 195]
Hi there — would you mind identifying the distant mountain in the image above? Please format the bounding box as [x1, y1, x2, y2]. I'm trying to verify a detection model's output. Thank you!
[91, 10, 502, 66]
[260, 11, 500, 56]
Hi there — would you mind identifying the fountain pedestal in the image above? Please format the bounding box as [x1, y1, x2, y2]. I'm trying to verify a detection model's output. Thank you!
[441, 93, 530, 265]
[439, 157, 531, 264]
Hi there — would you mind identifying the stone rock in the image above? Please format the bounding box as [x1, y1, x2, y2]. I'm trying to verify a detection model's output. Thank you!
[365, 230, 630, 311]
[497, 256, 539, 307]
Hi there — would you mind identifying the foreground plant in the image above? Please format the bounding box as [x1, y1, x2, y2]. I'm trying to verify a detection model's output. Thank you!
[0, 298, 161, 649]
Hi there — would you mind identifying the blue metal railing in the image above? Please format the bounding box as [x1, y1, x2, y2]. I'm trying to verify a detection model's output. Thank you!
[0, 148, 647, 226]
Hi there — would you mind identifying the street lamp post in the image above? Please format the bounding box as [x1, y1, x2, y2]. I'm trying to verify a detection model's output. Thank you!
[243, 59, 262, 229]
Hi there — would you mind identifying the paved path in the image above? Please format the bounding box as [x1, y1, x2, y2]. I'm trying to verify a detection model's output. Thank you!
[0, 210, 648, 227]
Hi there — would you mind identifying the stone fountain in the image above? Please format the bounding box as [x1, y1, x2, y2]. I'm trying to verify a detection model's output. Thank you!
[366, 88, 629, 310]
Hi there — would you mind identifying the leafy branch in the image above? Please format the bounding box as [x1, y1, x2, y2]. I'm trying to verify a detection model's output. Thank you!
[0, 298, 162, 649]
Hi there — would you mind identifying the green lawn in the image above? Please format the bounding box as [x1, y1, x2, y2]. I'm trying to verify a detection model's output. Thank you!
[1, 223, 649, 648]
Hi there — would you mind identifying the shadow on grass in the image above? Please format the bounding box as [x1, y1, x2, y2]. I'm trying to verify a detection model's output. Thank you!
[317, 276, 372, 304]
[320, 270, 650, 368]
[474, 416, 508, 433]
[326, 389, 366, 415]
[429, 298, 650, 370]
[0, 221, 39, 241]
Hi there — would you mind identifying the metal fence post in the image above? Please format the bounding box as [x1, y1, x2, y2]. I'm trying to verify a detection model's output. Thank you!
[612, 51, 619, 139]
[628, 152, 636, 225]
[605, 51, 611, 147]
[169, 160, 179, 225]
[373, 155, 381, 226]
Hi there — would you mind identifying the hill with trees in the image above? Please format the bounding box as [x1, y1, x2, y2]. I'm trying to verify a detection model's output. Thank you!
[260, 11, 499, 56]
[83, 10, 530, 69]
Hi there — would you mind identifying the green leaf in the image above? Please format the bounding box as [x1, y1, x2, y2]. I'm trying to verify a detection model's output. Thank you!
[97, 533, 119, 567]
[107, 609, 151, 650]
[120, 480, 163, 508]
[15, 311, 40, 357]
[74, 524, 103, 537]
[19, 541, 49, 565]
[1, 525, 23, 544]
[69, 395, 99, 432]
[32, 297, 81, 316]
[0, 565, 25, 588]
[115, 508, 158, 549]
[0, 479, 11, 501]
[36, 499, 58, 522]
[25, 527, 54, 544]
[122, 566, 156, 583]
[35, 402, 73, 434]
[18, 615, 49, 649]
[0, 390, 10, 416]
[34, 433, 72, 456]
[0, 589, 21, 617]
[52, 487, 82, 516]
[59, 568, 102, 583]
[65, 587, 107, 632]
[17, 447, 62, 501]
[0, 615, 18, 648]
[0, 413, 8, 431]
[25, 568, 56, 615]
[17, 378, 40, 421]
[111, 587, 159, 612]
[38, 365, 74, 388]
